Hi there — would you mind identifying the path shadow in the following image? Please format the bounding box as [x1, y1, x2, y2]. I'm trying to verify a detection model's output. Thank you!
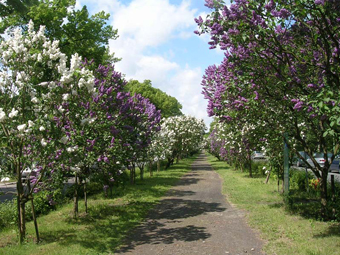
[115, 223, 211, 253]
[152, 198, 226, 220]
[165, 189, 196, 197]
[192, 164, 213, 171]
[114, 196, 226, 253]
[313, 223, 340, 238]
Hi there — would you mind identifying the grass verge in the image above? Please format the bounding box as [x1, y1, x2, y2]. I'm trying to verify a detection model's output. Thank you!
[0, 156, 196, 255]
[206, 154, 340, 255]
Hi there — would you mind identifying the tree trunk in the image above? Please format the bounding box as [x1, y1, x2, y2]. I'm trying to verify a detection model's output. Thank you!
[265, 169, 271, 184]
[73, 174, 79, 218]
[84, 178, 88, 214]
[19, 199, 26, 244]
[30, 198, 40, 243]
[249, 158, 253, 178]
[149, 161, 153, 177]
[17, 194, 22, 244]
[320, 170, 328, 219]
[130, 165, 135, 184]
[17, 173, 26, 244]
[140, 166, 144, 181]
[27, 180, 39, 243]
[157, 160, 160, 172]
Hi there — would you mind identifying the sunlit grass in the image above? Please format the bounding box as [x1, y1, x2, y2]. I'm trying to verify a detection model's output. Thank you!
[0, 156, 196, 255]
[206, 154, 340, 255]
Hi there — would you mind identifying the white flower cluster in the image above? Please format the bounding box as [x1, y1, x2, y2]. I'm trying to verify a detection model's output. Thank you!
[147, 115, 206, 161]
[0, 20, 97, 140]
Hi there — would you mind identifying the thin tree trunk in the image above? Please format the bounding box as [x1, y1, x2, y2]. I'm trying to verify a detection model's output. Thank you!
[140, 166, 144, 181]
[157, 161, 160, 172]
[17, 194, 23, 244]
[265, 168, 271, 184]
[17, 173, 26, 244]
[73, 174, 79, 218]
[19, 200, 26, 244]
[27, 180, 39, 243]
[30, 198, 40, 243]
[249, 157, 253, 178]
[149, 161, 153, 177]
[320, 170, 328, 219]
[84, 178, 88, 214]
[130, 165, 135, 184]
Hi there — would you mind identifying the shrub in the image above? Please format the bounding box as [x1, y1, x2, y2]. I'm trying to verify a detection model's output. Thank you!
[0, 200, 17, 230]
[290, 170, 314, 192]
[251, 160, 268, 176]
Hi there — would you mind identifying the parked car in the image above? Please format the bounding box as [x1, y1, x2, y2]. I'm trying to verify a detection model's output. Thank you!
[306, 152, 339, 172]
[252, 151, 266, 160]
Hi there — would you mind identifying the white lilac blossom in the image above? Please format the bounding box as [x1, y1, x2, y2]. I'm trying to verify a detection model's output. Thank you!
[41, 138, 48, 147]
[31, 97, 39, 104]
[9, 108, 19, 118]
[28, 120, 34, 128]
[62, 94, 70, 101]
[17, 124, 27, 132]
[59, 136, 69, 144]
[70, 166, 81, 172]
[0, 109, 6, 122]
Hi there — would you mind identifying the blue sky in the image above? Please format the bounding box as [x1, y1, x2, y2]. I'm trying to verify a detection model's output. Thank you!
[76, 0, 231, 128]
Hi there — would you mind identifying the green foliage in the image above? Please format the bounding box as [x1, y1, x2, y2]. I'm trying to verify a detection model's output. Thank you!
[125, 80, 183, 118]
[290, 170, 315, 192]
[250, 160, 268, 176]
[0, 0, 118, 65]
[64, 181, 103, 199]
[0, 200, 17, 230]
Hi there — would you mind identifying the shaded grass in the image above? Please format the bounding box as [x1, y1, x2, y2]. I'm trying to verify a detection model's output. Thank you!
[206, 154, 340, 255]
[0, 156, 196, 255]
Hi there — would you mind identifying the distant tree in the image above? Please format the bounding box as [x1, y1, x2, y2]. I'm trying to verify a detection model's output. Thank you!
[0, 0, 118, 65]
[125, 79, 183, 118]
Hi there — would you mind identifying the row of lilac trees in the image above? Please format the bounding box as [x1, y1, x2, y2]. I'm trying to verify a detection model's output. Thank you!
[0, 22, 206, 243]
[196, 0, 340, 217]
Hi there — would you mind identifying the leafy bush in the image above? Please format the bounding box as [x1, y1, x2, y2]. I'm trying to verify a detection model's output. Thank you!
[251, 160, 268, 176]
[290, 170, 314, 192]
[0, 200, 17, 230]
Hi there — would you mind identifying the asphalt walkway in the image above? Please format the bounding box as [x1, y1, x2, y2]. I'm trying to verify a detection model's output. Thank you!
[115, 153, 264, 255]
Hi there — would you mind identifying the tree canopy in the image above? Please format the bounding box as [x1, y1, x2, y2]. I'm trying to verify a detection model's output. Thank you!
[125, 79, 183, 118]
[0, 0, 118, 65]
[196, 0, 340, 216]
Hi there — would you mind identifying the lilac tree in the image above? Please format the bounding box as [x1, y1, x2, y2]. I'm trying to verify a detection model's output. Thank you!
[0, 21, 96, 242]
[196, 0, 340, 215]
[113, 92, 161, 184]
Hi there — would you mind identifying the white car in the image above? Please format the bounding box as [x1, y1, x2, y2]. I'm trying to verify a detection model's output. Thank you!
[252, 151, 266, 159]
[307, 152, 339, 172]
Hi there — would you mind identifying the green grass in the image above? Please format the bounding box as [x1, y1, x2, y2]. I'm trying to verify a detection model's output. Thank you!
[0, 156, 196, 255]
[206, 154, 340, 255]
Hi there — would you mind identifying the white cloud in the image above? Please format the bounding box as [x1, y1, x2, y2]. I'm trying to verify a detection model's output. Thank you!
[169, 66, 212, 127]
[134, 55, 179, 83]
[76, 0, 212, 127]
[112, 0, 196, 49]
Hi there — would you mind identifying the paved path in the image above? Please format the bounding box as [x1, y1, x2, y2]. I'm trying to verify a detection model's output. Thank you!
[115, 154, 264, 255]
